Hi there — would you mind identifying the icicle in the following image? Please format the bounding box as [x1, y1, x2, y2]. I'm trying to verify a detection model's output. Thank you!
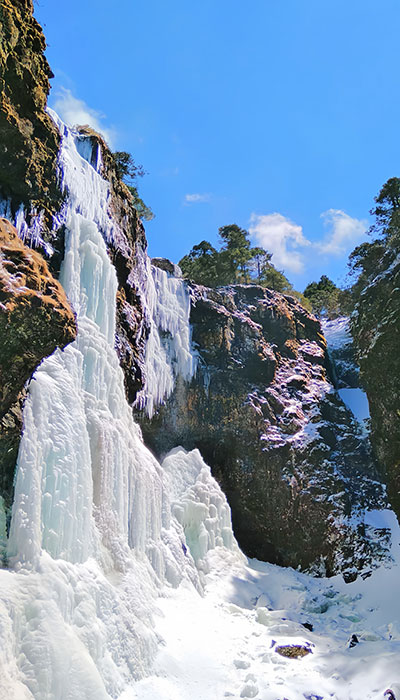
[136, 261, 198, 417]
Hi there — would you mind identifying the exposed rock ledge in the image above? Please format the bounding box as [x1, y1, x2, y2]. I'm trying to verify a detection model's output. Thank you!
[0, 218, 76, 516]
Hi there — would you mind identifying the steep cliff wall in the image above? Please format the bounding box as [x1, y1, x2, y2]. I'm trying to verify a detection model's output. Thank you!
[351, 252, 400, 518]
[0, 0, 61, 233]
[139, 280, 386, 578]
[0, 217, 76, 515]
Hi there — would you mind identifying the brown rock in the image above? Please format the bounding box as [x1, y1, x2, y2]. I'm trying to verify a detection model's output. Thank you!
[275, 645, 312, 659]
[0, 0, 62, 231]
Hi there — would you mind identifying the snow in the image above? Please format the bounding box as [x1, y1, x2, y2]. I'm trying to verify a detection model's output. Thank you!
[322, 316, 352, 350]
[123, 526, 400, 700]
[322, 316, 371, 426]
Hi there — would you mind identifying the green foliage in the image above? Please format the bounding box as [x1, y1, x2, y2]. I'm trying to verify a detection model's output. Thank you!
[217, 224, 253, 283]
[303, 275, 342, 318]
[126, 185, 154, 221]
[259, 265, 292, 292]
[113, 151, 146, 181]
[179, 241, 221, 287]
[370, 176, 400, 238]
[112, 151, 154, 221]
[348, 176, 400, 312]
[179, 224, 308, 309]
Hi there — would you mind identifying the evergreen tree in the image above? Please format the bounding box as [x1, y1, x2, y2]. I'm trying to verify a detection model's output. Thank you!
[179, 241, 220, 286]
[112, 151, 154, 221]
[303, 275, 340, 317]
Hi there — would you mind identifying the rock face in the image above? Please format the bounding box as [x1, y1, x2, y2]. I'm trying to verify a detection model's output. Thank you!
[0, 0, 62, 231]
[351, 253, 400, 518]
[139, 283, 386, 577]
[0, 218, 76, 514]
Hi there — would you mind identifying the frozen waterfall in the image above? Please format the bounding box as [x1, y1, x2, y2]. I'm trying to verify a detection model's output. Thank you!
[0, 114, 242, 699]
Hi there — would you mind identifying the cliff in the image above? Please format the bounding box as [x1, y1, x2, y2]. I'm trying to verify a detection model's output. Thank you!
[351, 250, 400, 518]
[139, 280, 386, 578]
[0, 0, 61, 235]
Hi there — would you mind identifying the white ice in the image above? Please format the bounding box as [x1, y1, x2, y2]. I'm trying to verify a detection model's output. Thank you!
[135, 261, 197, 418]
[0, 113, 237, 699]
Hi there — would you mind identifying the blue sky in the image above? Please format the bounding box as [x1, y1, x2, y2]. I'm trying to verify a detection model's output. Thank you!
[35, 0, 400, 290]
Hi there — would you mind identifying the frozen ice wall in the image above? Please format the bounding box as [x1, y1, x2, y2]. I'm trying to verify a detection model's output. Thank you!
[0, 113, 241, 699]
[135, 260, 197, 418]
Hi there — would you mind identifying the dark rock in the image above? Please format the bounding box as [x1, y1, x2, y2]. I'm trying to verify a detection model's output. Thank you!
[351, 254, 400, 521]
[348, 634, 359, 648]
[275, 644, 312, 658]
[302, 622, 314, 631]
[138, 284, 386, 576]
[151, 257, 180, 276]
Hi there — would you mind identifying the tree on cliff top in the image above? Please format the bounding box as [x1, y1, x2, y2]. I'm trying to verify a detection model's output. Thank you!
[347, 176, 400, 311]
[112, 151, 154, 221]
[179, 224, 306, 299]
[370, 176, 400, 237]
[303, 275, 341, 317]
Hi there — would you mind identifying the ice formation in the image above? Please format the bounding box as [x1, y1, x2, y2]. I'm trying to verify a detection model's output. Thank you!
[135, 261, 197, 418]
[0, 114, 240, 699]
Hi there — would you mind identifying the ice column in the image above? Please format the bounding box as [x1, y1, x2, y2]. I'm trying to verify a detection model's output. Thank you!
[136, 261, 197, 418]
[8, 117, 165, 566]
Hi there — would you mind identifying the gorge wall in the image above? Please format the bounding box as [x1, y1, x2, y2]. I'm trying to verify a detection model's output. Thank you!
[138, 278, 387, 578]
[351, 249, 400, 520]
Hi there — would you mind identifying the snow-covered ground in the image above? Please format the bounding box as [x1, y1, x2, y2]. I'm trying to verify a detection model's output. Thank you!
[126, 514, 400, 700]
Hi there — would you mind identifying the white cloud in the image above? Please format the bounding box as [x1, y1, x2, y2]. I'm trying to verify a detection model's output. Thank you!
[249, 212, 311, 274]
[184, 193, 211, 204]
[52, 88, 115, 147]
[317, 209, 368, 256]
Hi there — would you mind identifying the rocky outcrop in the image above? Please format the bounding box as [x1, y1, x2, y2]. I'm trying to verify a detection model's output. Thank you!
[139, 283, 386, 577]
[0, 218, 76, 515]
[351, 252, 400, 518]
[0, 0, 61, 232]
